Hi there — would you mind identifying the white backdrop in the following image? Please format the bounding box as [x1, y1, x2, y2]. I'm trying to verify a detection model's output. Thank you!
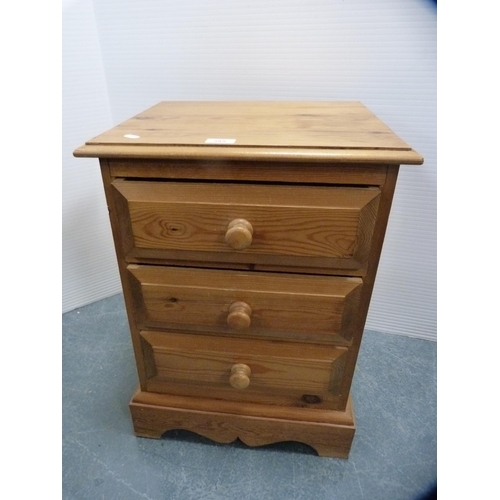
[62, 0, 436, 341]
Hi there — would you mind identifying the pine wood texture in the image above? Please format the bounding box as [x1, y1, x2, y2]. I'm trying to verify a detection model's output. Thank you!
[335, 166, 402, 407]
[74, 101, 423, 165]
[225, 219, 254, 250]
[74, 101, 422, 457]
[75, 144, 423, 164]
[229, 364, 251, 390]
[108, 159, 389, 184]
[112, 180, 380, 271]
[128, 265, 362, 344]
[83, 101, 411, 148]
[227, 302, 252, 330]
[139, 330, 348, 409]
[130, 389, 355, 458]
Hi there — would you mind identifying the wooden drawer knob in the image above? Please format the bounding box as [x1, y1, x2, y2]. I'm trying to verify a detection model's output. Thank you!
[229, 363, 251, 389]
[225, 219, 253, 250]
[227, 301, 252, 330]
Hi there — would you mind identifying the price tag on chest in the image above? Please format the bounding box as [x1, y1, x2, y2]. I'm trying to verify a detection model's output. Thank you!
[205, 138, 236, 144]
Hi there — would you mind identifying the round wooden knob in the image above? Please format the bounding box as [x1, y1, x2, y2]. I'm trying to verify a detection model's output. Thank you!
[229, 364, 251, 389]
[225, 219, 253, 250]
[227, 301, 252, 330]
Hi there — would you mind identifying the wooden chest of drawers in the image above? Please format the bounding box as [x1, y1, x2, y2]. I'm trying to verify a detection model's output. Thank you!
[74, 101, 422, 457]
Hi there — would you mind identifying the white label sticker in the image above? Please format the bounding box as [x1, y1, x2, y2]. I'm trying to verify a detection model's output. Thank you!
[124, 134, 140, 139]
[205, 138, 236, 144]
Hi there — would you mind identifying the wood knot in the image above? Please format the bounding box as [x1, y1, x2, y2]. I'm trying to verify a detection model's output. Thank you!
[166, 222, 186, 236]
[301, 394, 322, 405]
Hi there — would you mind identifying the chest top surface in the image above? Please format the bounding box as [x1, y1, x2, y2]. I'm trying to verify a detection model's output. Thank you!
[74, 101, 423, 165]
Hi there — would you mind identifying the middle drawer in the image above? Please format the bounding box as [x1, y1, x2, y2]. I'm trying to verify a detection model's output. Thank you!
[128, 265, 362, 344]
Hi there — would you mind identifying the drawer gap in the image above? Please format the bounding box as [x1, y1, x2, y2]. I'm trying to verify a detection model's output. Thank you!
[127, 261, 363, 279]
[116, 177, 381, 189]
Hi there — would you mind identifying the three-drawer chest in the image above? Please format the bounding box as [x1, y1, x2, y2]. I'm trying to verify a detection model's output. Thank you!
[74, 101, 422, 457]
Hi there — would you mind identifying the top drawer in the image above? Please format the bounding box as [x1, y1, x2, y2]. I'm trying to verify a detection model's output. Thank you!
[111, 180, 380, 271]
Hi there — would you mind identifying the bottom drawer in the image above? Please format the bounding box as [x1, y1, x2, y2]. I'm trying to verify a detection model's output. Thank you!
[140, 330, 349, 410]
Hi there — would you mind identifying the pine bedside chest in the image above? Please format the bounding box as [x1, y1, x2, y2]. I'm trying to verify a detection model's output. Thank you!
[74, 101, 423, 458]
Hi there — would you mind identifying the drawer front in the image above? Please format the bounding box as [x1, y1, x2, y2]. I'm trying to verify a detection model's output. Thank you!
[140, 330, 349, 409]
[129, 265, 362, 344]
[112, 180, 380, 271]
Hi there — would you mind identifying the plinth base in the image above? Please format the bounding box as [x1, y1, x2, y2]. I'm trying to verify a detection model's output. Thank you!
[129, 389, 356, 458]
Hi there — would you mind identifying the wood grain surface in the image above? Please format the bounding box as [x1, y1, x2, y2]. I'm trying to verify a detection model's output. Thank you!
[108, 159, 389, 184]
[75, 144, 423, 164]
[139, 330, 349, 410]
[74, 101, 423, 458]
[74, 102, 423, 164]
[128, 265, 362, 344]
[130, 389, 355, 457]
[112, 180, 380, 270]
[81, 101, 412, 150]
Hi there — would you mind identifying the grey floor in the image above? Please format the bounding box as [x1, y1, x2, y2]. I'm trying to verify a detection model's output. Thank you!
[62, 294, 436, 500]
